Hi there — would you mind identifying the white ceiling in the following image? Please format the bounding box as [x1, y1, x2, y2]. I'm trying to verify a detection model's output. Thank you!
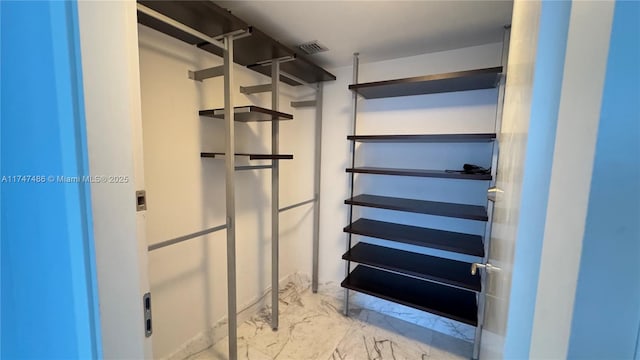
[217, 0, 513, 69]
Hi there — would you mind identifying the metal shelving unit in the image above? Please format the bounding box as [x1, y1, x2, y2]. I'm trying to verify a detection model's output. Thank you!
[343, 32, 509, 359]
[136, 2, 335, 359]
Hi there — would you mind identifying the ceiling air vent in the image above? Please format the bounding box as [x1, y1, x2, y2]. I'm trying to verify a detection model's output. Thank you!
[296, 40, 329, 55]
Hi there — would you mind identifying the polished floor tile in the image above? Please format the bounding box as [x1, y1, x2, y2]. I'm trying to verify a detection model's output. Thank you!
[186, 282, 473, 360]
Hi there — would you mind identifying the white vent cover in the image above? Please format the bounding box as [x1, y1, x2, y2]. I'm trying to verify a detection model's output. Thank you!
[296, 40, 329, 55]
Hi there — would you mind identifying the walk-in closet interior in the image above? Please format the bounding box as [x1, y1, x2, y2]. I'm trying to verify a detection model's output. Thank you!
[130, 1, 513, 359]
[6, 1, 638, 359]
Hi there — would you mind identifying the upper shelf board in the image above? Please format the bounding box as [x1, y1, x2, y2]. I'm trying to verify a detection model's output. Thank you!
[199, 105, 293, 122]
[349, 67, 503, 99]
[347, 133, 496, 143]
[137, 1, 336, 85]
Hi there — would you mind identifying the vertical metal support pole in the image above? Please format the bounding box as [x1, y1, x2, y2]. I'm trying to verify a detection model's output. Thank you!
[473, 26, 510, 360]
[344, 53, 359, 316]
[312, 83, 324, 293]
[271, 60, 280, 331]
[223, 35, 238, 360]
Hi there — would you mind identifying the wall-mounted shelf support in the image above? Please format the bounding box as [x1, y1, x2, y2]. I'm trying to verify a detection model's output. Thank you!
[222, 34, 238, 360]
[188, 65, 224, 81]
[312, 82, 323, 293]
[271, 59, 280, 331]
[291, 100, 317, 108]
[240, 83, 272, 95]
[344, 52, 359, 315]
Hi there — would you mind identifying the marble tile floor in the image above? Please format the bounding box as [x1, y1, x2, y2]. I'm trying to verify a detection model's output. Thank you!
[185, 281, 473, 360]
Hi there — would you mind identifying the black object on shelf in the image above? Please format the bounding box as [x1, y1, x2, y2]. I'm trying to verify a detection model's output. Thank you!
[346, 166, 492, 180]
[341, 265, 478, 326]
[347, 133, 496, 143]
[343, 242, 481, 291]
[345, 194, 488, 221]
[199, 106, 293, 122]
[348, 67, 502, 99]
[445, 164, 491, 176]
[137, 1, 336, 85]
[344, 218, 484, 257]
[201, 153, 293, 160]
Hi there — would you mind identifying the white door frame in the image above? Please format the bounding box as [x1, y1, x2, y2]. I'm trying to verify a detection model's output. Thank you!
[78, 1, 152, 358]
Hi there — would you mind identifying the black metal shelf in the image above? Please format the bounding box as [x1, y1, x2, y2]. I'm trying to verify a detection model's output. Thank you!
[343, 243, 481, 292]
[199, 105, 293, 122]
[137, 1, 335, 85]
[342, 266, 478, 326]
[201, 153, 293, 160]
[345, 194, 488, 221]
[347, 133, 496, 143]
[344, 218, 484, 257]
[346, 167, 492, 180]
[348, 67, 502, 99]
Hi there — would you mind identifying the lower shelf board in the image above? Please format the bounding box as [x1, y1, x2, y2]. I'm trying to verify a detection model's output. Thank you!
[342, 265, 478, 326]
[343, 242, 481, 292]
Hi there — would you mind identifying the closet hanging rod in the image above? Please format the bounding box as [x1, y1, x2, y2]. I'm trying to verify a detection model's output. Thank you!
[236, 165, 273, 171]
[148, 224, 227, 252]
[136, 3, 249, 51]
[279, 198, 316, 213]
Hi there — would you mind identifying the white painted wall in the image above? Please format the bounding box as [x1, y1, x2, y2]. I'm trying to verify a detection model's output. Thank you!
[503, 0, 572, 357]
[139, 31, 503, 355]
[137, 25, 317, 358]
[529, 1, 614, 358]
[481, 2, 542, 357]
[78, 1, 151, 358]
[319, 43, 503, 286]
